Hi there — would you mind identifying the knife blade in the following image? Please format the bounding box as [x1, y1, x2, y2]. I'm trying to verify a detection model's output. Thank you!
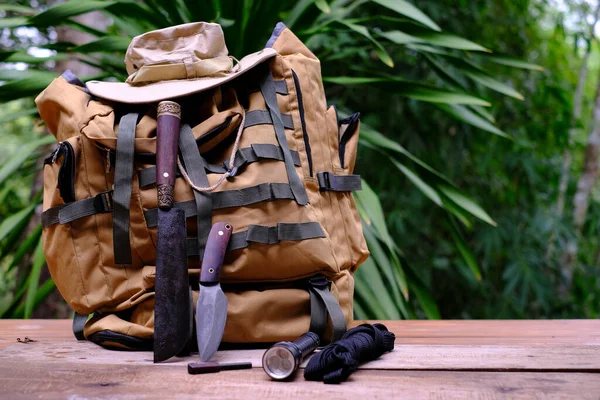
[196, 222, 232, 362]
[153, 100, 192, 363]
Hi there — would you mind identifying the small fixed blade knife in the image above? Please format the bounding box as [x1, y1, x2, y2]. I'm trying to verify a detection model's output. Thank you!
[196, 222, 232, 362]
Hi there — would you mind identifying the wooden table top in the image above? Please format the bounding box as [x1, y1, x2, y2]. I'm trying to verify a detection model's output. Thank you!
[1, 319, 599, 399]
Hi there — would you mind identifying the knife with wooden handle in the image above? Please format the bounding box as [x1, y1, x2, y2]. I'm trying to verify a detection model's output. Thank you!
[196, 222, 232, 362]
[153, 100, 192, 363]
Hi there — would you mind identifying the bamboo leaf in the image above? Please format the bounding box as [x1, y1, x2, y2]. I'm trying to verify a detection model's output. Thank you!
[28, 1, 117, 26]
[14, 279, 55, 319]
[353, 256, 401, 319]
[408, 43, 453, 56]
[448, 218, 482, 281]
[438, 184, 497, 226]
[354, 180, 395, 248]
[444, 57, 525, 100]
[284, 0, 314, 29]
[71, 36, 132, 53]
[64, 19, 109, 38]
[422, 53, 468, 90]
[0, 136, 55, 185]
[465, 70, 524, 100]
[380, 30, 489, 52]
[6, 225, 42, 272]
[0, 69, 56, 81]
[391, 159, 442, 206]
[371, 0, 440, 31]
[358, 123, 453, 183]
[401, 87, 490, 106]
[469, 105, 496, 123]
[377, 30, 421, 45]
[0, 204, 36, 243]
[353, 299, 369, 320]
[439, 194, 472, 228]
[0, 275, 29, 318]
[314, 0, 331, 14]
[25, 238, 46, 318]
[337, 21, 394, 67]
[436, 104, 511, 138]
[483, 55, 545, 71]
[412, 32, 489, 51]
[0, 17, 29, 28]
[29, 0, 163, 29]
[0, 4, 37, 15]
[0, 107, 39, 124]
[410, 281, 440, 319]
[363, 225, 406, 314]
[354, 265, 394, 319]
[3, 52, 69, 64]
[0, 76, 57, 102]
[323, 77, 490, 106]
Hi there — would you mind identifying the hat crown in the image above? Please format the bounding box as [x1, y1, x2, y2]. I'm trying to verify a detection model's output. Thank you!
[125, 22, 229, 75]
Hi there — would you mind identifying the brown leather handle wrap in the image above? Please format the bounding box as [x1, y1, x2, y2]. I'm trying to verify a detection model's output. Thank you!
[200, 222, 233, 284]
[156, 101, 182, 209]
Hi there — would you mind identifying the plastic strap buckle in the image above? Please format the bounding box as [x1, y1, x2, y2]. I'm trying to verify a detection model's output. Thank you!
[93, 190, 113, 213]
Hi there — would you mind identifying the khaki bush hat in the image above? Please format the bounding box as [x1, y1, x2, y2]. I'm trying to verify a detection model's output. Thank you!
[86, 22, 277, 104]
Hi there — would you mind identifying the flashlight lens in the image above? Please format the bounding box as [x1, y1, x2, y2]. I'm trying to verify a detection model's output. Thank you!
[262, 346, 297, 380]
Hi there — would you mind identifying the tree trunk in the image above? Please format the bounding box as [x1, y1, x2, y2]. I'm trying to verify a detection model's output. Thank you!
[562, 69, 600, 288]
[549, 4, 600, 268]
[573, 92, 600, 230]
[556, 47, 592, 215]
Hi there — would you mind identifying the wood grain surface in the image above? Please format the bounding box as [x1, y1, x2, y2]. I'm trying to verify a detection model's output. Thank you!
[1, 319, 599, 399]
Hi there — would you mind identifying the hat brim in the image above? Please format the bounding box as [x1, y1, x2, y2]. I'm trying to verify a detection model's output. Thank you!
[86, 48, 277, 104]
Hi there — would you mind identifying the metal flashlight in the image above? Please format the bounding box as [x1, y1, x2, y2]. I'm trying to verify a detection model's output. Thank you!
[262, 332, 320, 380]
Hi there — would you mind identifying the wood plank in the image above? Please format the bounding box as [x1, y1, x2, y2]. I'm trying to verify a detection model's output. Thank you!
[2, 320, 599, 398]
[2, 339, 599, 372]
[2, 319, 599, 349]
[0, 362, 598, 400]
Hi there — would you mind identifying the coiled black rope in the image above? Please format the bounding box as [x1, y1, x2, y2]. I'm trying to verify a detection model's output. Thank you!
[304, 323, 395, 384]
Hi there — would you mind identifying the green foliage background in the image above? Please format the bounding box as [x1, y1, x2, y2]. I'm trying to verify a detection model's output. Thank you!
[0, 0, 598, 320]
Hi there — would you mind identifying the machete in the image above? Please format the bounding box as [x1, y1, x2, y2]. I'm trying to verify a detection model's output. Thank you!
[196, 222, 232, 362]
[154, 100, 192, 363]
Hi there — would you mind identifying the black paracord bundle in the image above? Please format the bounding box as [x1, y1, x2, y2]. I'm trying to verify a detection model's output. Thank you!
[304, 323, 395, 384]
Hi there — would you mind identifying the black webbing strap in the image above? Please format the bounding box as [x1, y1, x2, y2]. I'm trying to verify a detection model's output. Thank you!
[309, 285, 329, 338]
[112, 113, 138, 265]
[144, 183, 295, 227]
[244, 110, 294, 130]
[137, 144, 302, 188]
[316, 172, 362, 192]
[186, 221, 325, 257]
[247, 79, 288, 95]
[178, 124, 213, 256]
[307, 276, 347, 342]
[223, 144, 301, 170]
[72, 312, 88, 341]
[259, 68, 308, 205]
[44, 141, 76, 203]
[41, 191, 113, 228]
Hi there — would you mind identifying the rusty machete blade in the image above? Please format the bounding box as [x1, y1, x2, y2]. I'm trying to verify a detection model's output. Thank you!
[153, 101, 192, 363]
[196, 222, 232, 362]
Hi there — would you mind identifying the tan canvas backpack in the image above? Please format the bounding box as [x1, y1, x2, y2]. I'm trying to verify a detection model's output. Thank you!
[36, 22, 369, 350]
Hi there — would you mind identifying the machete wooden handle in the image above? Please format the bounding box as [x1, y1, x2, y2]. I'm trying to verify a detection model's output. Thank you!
[156, 100, 182, 209]
[200, 222, 233, 284]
